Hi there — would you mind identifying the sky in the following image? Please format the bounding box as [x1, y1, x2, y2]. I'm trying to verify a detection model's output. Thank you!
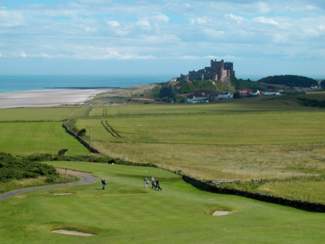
[0, 0, 325, 78]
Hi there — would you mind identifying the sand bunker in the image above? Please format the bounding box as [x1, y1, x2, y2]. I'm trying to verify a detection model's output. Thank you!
[53, 193, 73, 196]
[212, 210, 231, 217]
[52, 229, 94, 237]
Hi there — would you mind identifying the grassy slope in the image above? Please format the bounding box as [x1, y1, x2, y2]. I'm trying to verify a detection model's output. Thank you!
[1, 161, 325, 244]
[75, 99, 325, 203]
[0, 122, 88, 155]
[0, 107, 88, 155]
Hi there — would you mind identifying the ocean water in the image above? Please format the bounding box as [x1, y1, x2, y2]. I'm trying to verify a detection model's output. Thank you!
[0, 75, 171, 93]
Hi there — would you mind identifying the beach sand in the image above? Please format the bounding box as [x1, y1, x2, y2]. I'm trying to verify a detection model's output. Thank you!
[0, 89, 110, 108]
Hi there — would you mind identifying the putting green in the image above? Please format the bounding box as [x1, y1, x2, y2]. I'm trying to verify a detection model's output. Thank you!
[0, 161, 325, 243]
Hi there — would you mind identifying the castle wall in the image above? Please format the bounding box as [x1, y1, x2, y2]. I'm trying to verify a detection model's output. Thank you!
[178, 59, 234, 83]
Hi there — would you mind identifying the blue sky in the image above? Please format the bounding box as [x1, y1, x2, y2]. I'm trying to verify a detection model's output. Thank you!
[0, 0, 325, 78]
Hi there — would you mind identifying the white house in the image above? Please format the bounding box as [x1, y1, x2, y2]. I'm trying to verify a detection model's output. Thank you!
[186, 96, 209, 104]
[216, 92, 234, 100]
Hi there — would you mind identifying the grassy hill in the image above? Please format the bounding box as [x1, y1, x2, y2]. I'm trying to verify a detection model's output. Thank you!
[0, 107, 89, 155]
[259, 75, 318, 88]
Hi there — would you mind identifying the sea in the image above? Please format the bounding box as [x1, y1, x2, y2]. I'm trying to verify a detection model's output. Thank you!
[0, 75, 172, 93]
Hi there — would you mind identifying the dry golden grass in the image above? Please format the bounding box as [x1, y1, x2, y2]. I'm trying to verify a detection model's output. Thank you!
[75, 100, 325, 203]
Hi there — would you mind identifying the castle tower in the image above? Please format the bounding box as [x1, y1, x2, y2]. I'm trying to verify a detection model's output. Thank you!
[178, 58, 234, 83]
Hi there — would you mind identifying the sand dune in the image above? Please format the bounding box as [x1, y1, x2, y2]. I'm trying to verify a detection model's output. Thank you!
[0, 89, 110, 108]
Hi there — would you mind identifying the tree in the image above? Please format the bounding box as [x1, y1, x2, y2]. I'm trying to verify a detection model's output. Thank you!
[159, 85, 176, 102]
[259, 75, 317, 88]
[57, 148, 69, 157]
[77, 128, 87, 137]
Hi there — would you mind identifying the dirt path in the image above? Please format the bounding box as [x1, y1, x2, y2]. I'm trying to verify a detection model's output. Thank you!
[0, 169, 96, 202]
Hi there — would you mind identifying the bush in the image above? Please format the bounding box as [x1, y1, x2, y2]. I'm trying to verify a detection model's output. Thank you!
[57, 148, 69, 157]
[0, 153, 58, 182]
[77, 128, 87, 137]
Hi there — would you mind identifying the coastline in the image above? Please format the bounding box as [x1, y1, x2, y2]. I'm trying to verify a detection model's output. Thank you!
[0, 88, 111, 108]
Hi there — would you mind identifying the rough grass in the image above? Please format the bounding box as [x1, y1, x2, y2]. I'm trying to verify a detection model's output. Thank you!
[0, 177, 48, 193]
[75, 101, 325, 203]
[0, 107, 85, 122]
[89, 97, 307, 117]
[0, 174, 75, 193]
[0, 122, 88, 155]
[1, 161, 325, 243]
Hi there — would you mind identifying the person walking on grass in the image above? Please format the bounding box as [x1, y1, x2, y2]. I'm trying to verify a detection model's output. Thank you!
[144, 177, 150, 188]
[155, 179, 162, 191]
[101, 179, 107, 190]
[151, 176, 156, 190]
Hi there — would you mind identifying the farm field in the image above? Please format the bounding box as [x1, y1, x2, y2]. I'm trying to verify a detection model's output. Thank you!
[0, 122, 88, 155]
[89, 96, 305, 117]
[0, 107, 89, 155]
[0, 106, 85, 122]
[75, 100, 325, 204]
[1, 161, 325, 243]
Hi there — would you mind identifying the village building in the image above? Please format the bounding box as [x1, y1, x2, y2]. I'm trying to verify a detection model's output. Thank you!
[186, 96, 209, 104]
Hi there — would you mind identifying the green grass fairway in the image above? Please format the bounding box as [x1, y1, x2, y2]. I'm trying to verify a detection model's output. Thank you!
[1, 161, 325, 243]
[0, 122, 88, 155]
[75, 101, 325, 203]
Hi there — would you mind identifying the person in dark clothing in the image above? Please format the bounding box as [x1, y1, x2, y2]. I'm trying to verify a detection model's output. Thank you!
[155, 179, 162, 191]
[101, 179, 107, 190]
[151, 176, 156, 190]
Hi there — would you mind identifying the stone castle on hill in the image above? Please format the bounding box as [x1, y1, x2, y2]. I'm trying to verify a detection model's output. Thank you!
[177, 59, 235, 83]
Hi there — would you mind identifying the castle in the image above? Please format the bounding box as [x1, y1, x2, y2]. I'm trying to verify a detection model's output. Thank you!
[178, 59, 235, 83]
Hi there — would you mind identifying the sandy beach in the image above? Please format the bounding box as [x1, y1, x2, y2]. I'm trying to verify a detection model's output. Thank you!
[0, 89, 110, 108]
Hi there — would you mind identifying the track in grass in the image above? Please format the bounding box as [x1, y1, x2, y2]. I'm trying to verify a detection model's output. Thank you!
[100, 120, 122, 138]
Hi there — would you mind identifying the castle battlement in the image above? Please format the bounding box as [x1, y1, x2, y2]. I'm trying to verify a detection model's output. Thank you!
[178, 59, 235, 83]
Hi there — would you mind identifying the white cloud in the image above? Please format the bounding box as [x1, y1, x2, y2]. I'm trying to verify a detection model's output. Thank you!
[107, 20, 121, 28]
[190, 17, 209, 25]
[1, 0, 325, 64]
[254, 16, 279, 26]
[135, 14, 169, 32]
[153, 14, 169, 23]
[77, 46, 156, 60]
[318, 25, 325, 32]
[305, 4, 318, 11]
[203, 28, 225, 38]
[136, 19, 151, 30]
[107, 20, 129, 36]
[0, 8, 24, 28]
[19, 51, 28, 58]
[256, 2, 271, 14]
[142, 34, 180, 44]
[226, 14, 244, 24]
